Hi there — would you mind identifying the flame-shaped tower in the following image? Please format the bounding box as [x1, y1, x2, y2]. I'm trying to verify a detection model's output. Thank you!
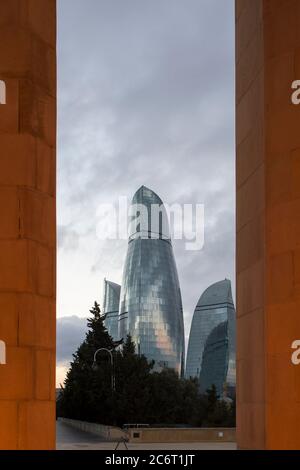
[119, 186, 185, 375]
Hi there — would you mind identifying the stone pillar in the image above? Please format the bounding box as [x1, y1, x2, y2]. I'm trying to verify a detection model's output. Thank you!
[236, 0, 300, 449]
[0, 0, 56, 450]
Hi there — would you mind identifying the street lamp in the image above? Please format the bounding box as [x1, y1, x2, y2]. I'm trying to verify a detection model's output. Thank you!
[92, 348, 115, 391]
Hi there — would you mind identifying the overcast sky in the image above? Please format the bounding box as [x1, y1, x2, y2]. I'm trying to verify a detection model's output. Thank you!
[56, 0, 235, 385]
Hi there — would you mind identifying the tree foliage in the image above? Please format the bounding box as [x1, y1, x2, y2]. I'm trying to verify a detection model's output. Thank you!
[57, 302, 235, 428]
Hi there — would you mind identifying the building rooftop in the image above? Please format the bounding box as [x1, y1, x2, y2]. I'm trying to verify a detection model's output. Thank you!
[197, 279, 233, 308]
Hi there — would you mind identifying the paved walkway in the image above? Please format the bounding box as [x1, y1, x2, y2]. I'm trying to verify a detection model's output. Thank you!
[56, 421, 237, 450]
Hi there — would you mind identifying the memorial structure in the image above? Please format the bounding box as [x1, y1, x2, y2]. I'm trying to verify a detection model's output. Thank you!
[0, 0, 56, 450]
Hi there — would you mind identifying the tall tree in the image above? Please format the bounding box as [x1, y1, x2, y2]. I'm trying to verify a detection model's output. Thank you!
[113, 335, 154, 425]
[58, 306, 235, 428]
[57, 302, 116, 423]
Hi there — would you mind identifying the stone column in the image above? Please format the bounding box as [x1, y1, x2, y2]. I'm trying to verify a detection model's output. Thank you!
[236, 0, 300, 449]
[0, 0, 56, 449]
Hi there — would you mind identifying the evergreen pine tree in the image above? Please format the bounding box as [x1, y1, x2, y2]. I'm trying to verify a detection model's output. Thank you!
[206, 384, 219, 413]
[58, 301, 116, 423]
[57, 307, 235, 428]
[114, 335, 154, 425]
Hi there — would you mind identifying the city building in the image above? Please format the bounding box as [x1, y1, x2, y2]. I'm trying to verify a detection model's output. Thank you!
[185, 279, 236, 397]
[103, 279, 121, 341]
[199, 320, 235, 398]
[119, 186, 185, 376]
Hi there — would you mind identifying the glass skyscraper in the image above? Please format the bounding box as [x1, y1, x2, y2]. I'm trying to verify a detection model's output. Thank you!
[199, 320, 235, 397]
[119, 186, 185, 376]
[185, 279, 236, 397]
[103, 279, 121, 341]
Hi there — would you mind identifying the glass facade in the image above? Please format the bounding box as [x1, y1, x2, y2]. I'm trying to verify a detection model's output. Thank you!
[199, 321, 230, 397]
[185, 279, 236, 397]
[103, 279, 121, 341]
[119, 186, 185, 376]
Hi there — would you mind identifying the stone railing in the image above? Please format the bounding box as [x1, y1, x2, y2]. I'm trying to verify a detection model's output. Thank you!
[127, 427, 236, 443]
[58, 419, 235, 443]
[58, 418, 126, 441]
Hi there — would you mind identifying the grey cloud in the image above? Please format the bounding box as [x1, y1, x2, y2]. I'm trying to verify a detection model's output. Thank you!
[57, 0, 235, 339]
[57, 316, 87, 365]
[58, 224, 81, 251]
[91, 239, 127, 274]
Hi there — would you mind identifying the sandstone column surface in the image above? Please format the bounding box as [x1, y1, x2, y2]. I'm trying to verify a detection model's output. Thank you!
[236, 0, 300, 449]
[0, 0, 56, 450]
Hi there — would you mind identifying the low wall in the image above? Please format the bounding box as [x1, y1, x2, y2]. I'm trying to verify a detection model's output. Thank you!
[127, 427, 236, 443]
[58, 418, 126, 441]
[58, 419, 235, 443]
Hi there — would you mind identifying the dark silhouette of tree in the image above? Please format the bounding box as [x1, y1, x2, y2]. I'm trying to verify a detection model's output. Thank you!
[201, 384, 236, 427]
[57, 305, 235, 428]
[206, 384, 219, 414]
[57, 302, 116, 423]
[113, 335, 154, 425]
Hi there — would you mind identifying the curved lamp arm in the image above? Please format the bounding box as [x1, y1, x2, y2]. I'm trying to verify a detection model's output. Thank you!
[92, 348, 115, 391]
[93, 348, 113, 365]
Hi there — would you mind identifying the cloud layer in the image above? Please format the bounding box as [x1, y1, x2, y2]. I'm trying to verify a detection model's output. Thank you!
[57, 0, 235, 374]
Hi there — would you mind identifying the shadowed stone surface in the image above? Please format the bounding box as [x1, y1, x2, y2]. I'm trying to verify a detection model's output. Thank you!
[56, 421, 236, 451]
[236, 0, 300, 450]
[0, 0, 56, 450]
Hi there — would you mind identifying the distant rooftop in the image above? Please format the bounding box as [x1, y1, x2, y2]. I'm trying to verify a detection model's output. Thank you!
[130, 185, 170, 240]
[197, 279, 233, 308]
[104, 279, 121, 293]
[132, 185, 164, 206]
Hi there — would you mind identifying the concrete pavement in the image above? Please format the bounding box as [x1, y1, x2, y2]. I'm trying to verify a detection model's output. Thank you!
[56, 421, 237, 450]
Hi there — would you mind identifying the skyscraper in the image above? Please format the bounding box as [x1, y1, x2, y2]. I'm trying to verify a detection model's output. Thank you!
[185, 279, 236, 397]
[199, 320, 235, 397]
[119, 186, 185, 376]
[103, 279, 121, 341]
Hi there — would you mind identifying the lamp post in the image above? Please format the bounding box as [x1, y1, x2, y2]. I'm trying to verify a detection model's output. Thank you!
[92, 348, 115, 392]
